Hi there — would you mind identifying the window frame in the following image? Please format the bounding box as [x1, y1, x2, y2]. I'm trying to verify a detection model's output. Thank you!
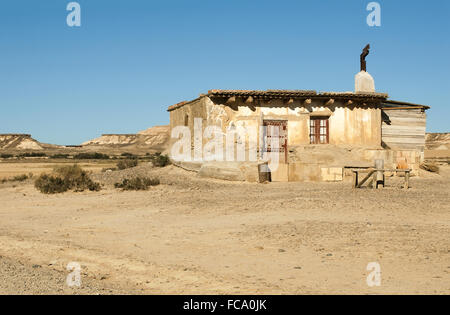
[309, 116, 330, 144]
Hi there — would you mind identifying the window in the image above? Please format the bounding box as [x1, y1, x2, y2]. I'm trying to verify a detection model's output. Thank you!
[310, 117, 329, 144]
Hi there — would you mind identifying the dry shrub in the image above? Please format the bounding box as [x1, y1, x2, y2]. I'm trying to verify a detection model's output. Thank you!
[1, 173, 32, 184]
[420, 162, 440, 173]
[117, 159, 138, 170]
[114, 177, 160, 191]
[149, 152, 170, 167]
[35, 164, 101, 194]
[34, 175, 68, 194]
[12, 174, 29, 182]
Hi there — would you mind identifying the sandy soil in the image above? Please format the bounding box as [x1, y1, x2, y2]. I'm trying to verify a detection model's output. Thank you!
[425, 150, 450, 160]
[0, 164, 449, 295]
[0, 161, 116, 179]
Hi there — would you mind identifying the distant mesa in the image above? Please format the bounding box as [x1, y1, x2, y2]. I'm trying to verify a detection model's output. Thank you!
[0, 134, 44, 150]
[425, 133, 450, 150]
[81, 125, 170, 150]
[0, 125, 170, 152]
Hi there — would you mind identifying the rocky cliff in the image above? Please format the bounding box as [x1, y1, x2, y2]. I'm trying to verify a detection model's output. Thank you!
[0, 134, 44, 150]
[425, 133, 450, 150]
[82, 125, 170, 151]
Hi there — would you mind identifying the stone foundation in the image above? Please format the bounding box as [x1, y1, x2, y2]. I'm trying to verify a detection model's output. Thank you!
[171, 147, 421, 183]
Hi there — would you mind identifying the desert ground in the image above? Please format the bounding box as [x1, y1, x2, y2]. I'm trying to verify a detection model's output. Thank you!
[0, 161, 116, 179]
[0, 160, 449, 295]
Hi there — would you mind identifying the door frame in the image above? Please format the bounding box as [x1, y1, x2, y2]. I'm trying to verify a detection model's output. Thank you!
[262, 119, 288, 163]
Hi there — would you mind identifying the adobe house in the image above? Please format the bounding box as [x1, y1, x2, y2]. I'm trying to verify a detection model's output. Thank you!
[168, 46, 429, 182]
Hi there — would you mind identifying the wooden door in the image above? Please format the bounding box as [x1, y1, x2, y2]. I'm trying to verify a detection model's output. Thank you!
[263, 120, 288, 163]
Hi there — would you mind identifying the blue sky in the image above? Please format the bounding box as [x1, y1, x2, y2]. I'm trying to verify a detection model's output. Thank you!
[1, 0, 449, 145]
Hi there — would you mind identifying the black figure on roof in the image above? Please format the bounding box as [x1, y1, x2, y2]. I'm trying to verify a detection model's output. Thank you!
[360, 44, 370, 72]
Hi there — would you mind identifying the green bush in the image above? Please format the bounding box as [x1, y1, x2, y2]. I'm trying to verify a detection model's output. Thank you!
[34, 164, 101, 194]
[73, 152, 109, 160]
[117, 159, 138, 170]
[150, 152, 170, 167]
[17, 152, 47, 158]
[0, 154, 13, 159]
[114, 177, 160, 191]
[121, 152, 136, 158]
[50, 154, 70, 159]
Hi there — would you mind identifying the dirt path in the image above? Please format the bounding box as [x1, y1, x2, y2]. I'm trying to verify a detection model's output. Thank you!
[0, 165, 449, 295]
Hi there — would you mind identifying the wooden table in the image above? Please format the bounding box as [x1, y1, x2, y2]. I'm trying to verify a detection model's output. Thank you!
[352, 168, 411, 190]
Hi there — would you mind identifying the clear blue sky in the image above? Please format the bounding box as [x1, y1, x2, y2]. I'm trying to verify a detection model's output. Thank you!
[1, 0, 449, 145]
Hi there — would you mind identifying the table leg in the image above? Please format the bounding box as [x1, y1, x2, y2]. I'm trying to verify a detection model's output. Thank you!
[353, 172, 358, 188]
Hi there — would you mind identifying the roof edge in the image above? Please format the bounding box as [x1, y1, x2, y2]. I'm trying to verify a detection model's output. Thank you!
[167, 90, 394, 112]
[167, 96, 205, 112]
[383, 100, 430, 110]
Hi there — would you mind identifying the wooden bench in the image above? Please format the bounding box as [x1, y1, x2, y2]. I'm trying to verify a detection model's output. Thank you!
[352, 168, 411, 190]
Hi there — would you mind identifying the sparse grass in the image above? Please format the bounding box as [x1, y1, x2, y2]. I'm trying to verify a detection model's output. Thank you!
[73, 152, 110, 160]
[34, 164, 101, 194]
[12, 174, 30, 182]
[114, 177, 160, 191]
[1, 173, 33, 184]
[117, 159, 138, 170]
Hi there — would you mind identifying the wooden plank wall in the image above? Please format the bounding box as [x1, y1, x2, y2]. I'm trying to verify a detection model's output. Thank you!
[382, 109, 427, 152]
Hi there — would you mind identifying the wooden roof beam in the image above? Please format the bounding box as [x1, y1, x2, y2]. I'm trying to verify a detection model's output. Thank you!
[226, 96, 236, 104]
[286, 98, 295, 105]
[303, 99, 312, 106]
